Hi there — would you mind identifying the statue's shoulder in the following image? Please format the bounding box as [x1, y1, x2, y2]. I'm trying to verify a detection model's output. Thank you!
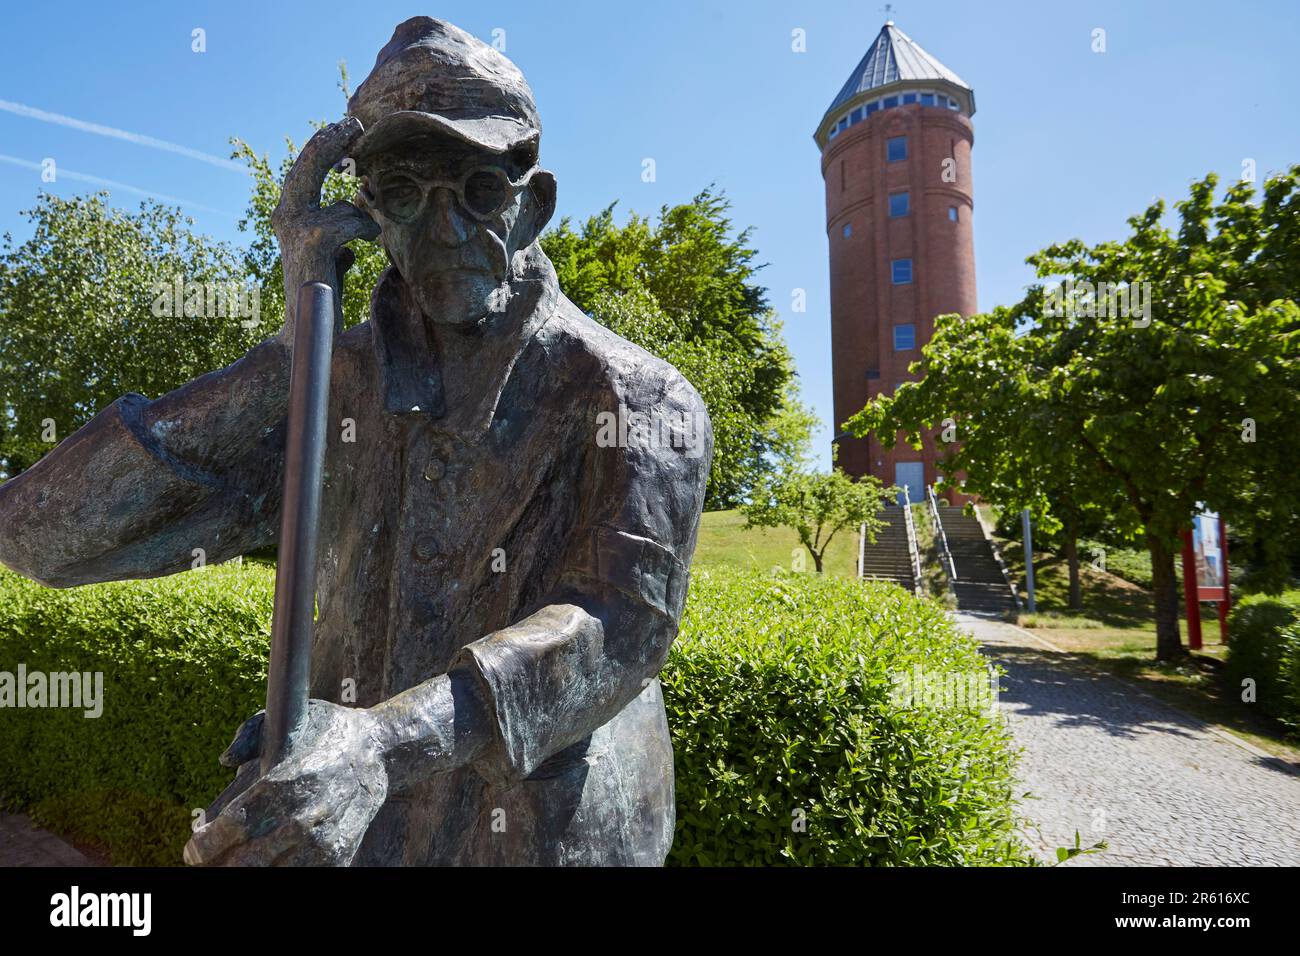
[540, 295, 708, 420]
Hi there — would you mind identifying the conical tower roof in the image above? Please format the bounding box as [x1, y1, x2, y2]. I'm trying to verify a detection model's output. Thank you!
[824, 22, 974, 120]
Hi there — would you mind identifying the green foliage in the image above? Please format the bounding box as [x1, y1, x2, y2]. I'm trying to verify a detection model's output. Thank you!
[230, 130, 387, 333]
[541, 189, 795, 506]
[849, 167, 1300, 658]
[0, 563, 271, 864]
[741, 456, 892, 574]
[0, 561, 1027, 866]
[664, 567, 1029, 866]
[1226, 591, 1300, 734]
[0, 194, 261, 477]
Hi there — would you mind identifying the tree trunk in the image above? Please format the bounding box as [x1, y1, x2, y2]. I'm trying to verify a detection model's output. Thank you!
[1148, 533, 1184, 661]
[1064, 517, 1081, 611]
[812, 550, 824, 575]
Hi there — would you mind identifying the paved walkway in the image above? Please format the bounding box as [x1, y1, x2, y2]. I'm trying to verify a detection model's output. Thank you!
[0, 813, 92, 866]
[955, 613, 1300, 866]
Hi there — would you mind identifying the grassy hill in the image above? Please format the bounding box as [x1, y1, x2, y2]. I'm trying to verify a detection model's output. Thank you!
[691, 509, 860, 579]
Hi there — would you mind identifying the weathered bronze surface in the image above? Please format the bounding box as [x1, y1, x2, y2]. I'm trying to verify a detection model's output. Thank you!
[0, 16, 711, 866]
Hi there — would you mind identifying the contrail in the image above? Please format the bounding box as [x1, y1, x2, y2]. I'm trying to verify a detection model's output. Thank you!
[0, 155, 232, 216]
[0, 99, 248, 174]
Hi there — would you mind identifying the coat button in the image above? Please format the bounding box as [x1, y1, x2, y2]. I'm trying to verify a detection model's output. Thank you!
[423, 454, 447, 481]
[412, 533, 440, 562]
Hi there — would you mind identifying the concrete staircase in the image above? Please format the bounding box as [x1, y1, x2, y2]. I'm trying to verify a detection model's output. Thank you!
[933, 509, 1018, 617]
[859, 506, 917, 593]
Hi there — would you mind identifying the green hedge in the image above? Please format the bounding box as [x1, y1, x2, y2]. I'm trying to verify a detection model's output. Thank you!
[1227, 591, 1300, 735]
[665, 568, 1026, 865]
[0, 564, 271, 864]
[0, 563, 1027, 865]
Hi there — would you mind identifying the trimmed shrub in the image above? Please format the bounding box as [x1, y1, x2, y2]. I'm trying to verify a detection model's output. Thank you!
[664, 567, 1028, 865]
[0, 563, 1028, 865]
[0, 564, 271, 864]
[1227, 591, 1300, 734]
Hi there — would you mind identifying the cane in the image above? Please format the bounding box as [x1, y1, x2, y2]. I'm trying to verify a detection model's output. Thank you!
[261, 282, 335, 773]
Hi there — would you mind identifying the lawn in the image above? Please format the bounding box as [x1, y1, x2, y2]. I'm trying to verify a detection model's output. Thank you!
[691, 508, 860, 578]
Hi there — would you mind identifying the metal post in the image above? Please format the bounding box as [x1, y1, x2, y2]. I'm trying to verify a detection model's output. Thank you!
[1021, 508, 1036, 613]
[262, 282, 335, 773]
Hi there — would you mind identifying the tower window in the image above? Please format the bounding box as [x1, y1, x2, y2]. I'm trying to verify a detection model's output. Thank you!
[920, 93, 936, 106]
[889, 192, 910, 217]
[883, 95, 899, 109]
[902, 93, 917, 104]
[948, 206, 958, 222]
[893, 324, 916, 351]
[850, 106, 863, 123]
[842, 223, 852, 238]
[892, 258, 913, 284]
[866, 102, 879, 116]
[887, 135, 907, 162]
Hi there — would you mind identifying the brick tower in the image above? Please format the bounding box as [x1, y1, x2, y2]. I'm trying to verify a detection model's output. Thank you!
[815, 22, 976, 504]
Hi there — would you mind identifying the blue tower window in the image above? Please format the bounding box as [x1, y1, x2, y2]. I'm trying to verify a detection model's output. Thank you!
[887, 135, 907, 162]
[889, 192, 910, 218]
[892, 258, 913, 284]
[893, 324, 916, 351]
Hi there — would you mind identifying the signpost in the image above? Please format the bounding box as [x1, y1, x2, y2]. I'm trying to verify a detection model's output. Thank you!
[1021, 509, 1036, 614]
[1180, 508, 1230, 651]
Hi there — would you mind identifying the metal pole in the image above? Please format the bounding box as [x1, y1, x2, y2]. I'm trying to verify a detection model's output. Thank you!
[1021, 509, 1036, 613]
[262, 282, 335, 773]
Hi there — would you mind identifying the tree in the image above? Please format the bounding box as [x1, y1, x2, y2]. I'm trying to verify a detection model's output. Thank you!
[742, 452, 892, 575]
[849, 168, 1300, 659]
[0, 194, 258, 478]
[849, 305, 1130, 611]
[231, 131, 386, 333]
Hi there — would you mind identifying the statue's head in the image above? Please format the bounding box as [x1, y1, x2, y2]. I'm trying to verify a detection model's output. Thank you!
[349, 17, 557, 327]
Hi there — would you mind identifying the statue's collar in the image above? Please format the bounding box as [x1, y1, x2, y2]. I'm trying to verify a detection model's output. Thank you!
[369, 245, 559, 440]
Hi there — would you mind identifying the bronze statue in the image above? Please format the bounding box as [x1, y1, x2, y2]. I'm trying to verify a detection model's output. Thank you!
[0, 16, 711, 866]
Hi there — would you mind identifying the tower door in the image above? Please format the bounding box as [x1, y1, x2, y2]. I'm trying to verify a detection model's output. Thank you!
[894, 462, 926, 506]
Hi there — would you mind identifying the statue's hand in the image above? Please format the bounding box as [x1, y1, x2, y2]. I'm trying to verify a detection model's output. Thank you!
[183, 700, 388, 867]
[272, 117, 380, 341]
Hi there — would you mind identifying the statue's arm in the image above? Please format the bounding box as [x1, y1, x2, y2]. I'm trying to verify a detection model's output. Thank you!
[371, 368, 713, 790]
[0, 339, 291, 587]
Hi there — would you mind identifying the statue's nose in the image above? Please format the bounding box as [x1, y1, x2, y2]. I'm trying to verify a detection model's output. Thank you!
[428, 187, 472, 247]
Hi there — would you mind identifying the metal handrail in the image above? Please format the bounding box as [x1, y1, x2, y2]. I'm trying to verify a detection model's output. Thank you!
[927, 484, 958, 582]
[971, 506, 1024, 614]
[900, 486, 924, 597]
[857, 520, 866, 580]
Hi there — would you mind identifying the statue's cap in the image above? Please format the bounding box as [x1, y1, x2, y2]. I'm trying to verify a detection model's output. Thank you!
[348, 17, 540, 164]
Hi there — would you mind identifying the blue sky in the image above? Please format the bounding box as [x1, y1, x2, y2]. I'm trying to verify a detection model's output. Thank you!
[1, 0, 1297, 466]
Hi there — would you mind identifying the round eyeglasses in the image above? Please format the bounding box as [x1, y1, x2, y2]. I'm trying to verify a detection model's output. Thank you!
[363, 165, 539, 225]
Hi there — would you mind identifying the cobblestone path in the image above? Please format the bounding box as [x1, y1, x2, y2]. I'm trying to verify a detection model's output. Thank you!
[956, 613, 1300, 866]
